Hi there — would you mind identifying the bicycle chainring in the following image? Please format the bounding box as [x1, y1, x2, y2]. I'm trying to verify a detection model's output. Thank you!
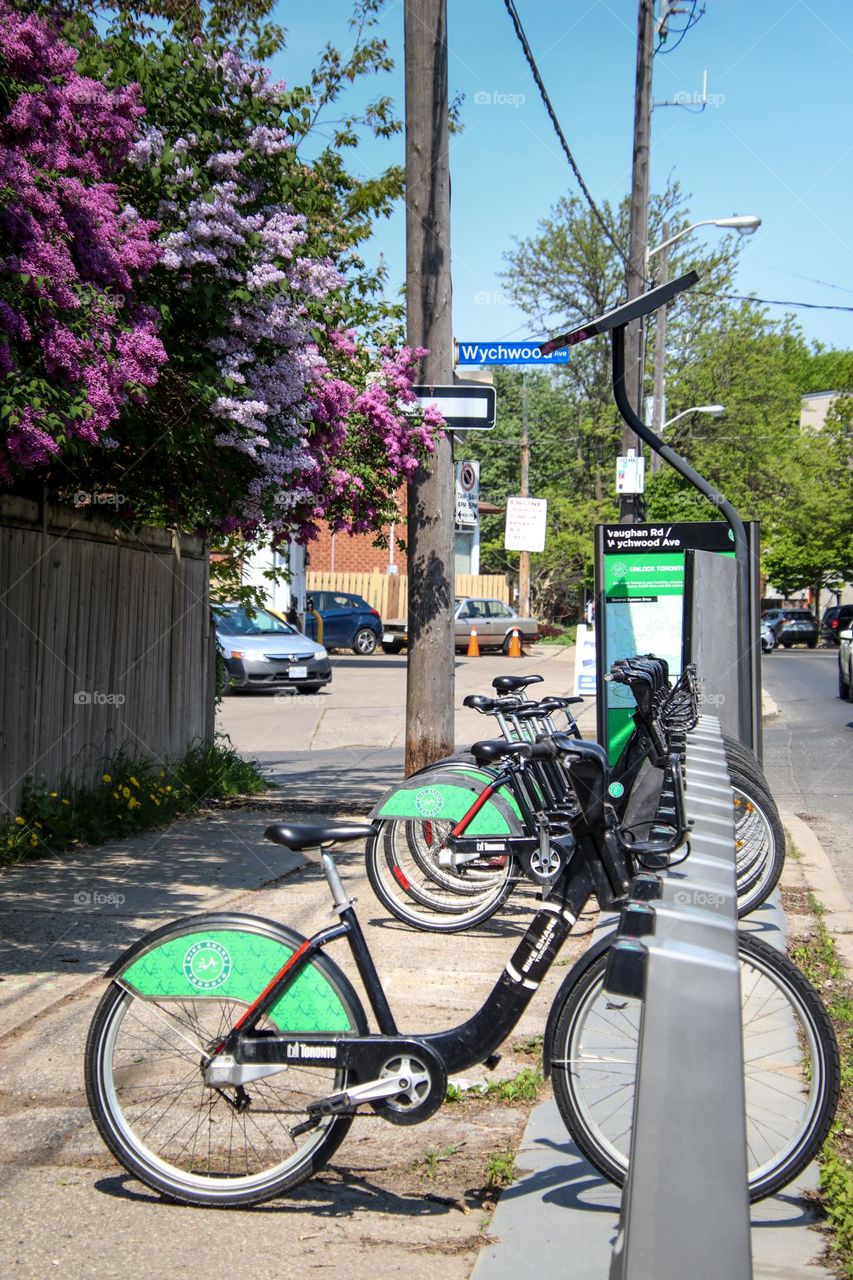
[370, 1046, 448, 1126]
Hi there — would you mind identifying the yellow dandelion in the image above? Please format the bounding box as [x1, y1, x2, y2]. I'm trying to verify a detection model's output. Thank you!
[159, 770, 166, 778]
[61, 799, 70, 806]
[30, 835, 37, 846]
[122, 786, 130, 799]
[130, 776, 140, 788]
[102, 773, 112, 783]
[34, 821, 42, 829]
[49, 791, 58, 798]
[14, 816, 25, 826]
[165, 785, 173, 793]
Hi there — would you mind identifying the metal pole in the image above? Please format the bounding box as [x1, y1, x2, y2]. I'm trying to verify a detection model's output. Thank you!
[620, 0, 655, 524]
[404, 0, 456, 775]
[649, 220, 669, 474]
[612, 325, 754, 748]
[519, 371, 530, 616]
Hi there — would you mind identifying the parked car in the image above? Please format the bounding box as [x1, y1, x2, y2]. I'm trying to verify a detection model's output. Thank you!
[382, 597, 540, 654]
[303, 591, 382, 655]
[823, 603, 853, 647]
[760, 619, 776, 654]
[213, 604, 332, 694]
[775, 609, 819, 649]
[838, 622, 853, 700]
[761, 607, 790, 638]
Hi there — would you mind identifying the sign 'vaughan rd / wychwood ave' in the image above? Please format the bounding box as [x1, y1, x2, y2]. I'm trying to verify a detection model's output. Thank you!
[455, 341, 569, 366]
[411, 384, 496, 431]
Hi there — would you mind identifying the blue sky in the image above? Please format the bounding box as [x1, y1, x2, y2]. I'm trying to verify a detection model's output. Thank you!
[271, 1, 853, 355]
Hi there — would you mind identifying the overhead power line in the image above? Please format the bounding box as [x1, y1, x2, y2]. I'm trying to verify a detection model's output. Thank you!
[502, 0, 629, 268]
[704, 290, 853, 315]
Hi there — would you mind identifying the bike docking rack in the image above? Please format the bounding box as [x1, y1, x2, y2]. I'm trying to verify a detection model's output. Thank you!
[606, 716, 752, 1280]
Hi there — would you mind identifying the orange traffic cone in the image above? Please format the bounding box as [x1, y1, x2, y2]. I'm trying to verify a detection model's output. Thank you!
[467, 627, 480, 657]
[508, 628, 522, 658]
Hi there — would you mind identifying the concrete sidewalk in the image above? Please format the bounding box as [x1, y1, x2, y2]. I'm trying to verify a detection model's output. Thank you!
[472, 881, 836, 1280]
[0, 660, 844, 1277]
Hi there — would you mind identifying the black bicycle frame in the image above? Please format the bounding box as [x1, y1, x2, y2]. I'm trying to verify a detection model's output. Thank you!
[228, 838, 603, 1077]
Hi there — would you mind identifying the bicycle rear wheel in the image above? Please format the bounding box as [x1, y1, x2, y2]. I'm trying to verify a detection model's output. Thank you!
[550, 931, 839, 1202]
[730, 773, 786, 916]
[365, 819, 517, 931]
[85, 916, 368, 1207]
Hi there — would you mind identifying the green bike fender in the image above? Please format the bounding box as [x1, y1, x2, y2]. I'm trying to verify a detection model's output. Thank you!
[371, 767, 525, 836]
[111, 912, 363, 1033]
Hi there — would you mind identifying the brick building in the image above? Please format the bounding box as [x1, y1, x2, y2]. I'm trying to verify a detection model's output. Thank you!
[307, 487, 406, 575]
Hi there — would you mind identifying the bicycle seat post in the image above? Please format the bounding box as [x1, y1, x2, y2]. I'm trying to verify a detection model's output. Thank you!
[320, 848, 352, 915]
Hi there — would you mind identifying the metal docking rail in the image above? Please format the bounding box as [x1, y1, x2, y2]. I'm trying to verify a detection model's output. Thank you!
[607, 716, 752, 1280]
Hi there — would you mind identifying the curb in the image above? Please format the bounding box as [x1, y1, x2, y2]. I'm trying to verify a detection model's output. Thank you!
[762, 688, 780, 721]
[783, 813, 853, 975]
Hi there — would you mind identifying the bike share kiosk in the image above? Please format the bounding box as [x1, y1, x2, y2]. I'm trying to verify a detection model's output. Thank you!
[541, 275, 754, 1278]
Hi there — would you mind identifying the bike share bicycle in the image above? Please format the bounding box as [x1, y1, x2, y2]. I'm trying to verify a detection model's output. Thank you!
[84, 273, 838, 1209]
[365, 659, 784, 929]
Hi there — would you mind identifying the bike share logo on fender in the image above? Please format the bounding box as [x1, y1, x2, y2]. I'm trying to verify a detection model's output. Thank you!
[414, 787, 444, 818]
[183, 940, 232, 991]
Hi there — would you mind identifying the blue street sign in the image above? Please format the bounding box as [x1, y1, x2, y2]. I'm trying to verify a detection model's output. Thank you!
[455, 340, 569, 366]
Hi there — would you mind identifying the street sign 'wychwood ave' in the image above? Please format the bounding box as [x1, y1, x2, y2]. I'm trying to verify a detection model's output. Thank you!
[455, 340, 568, 366]
[412, 384, 496, 431]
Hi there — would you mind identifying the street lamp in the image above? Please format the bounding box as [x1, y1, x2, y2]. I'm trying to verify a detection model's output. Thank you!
[663, 404, 725, 431]
[645, 215, 759, 479]
[648, 215, 761, 264]
[650, 405, 725, 473]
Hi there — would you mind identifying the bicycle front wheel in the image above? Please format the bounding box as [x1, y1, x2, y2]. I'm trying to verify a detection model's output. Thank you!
[365, 819, 517, 931]
[550, 931, 839, 1202]
[85, 917, 368, 1207]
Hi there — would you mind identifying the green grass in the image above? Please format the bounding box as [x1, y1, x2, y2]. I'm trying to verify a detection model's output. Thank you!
[445, 1066, 543, 1105]
[535, 624, 578, 646]
[413, 1142, 463, 1180]
[484, 1146, 517, 1189]
[791, 896, 853, 1276]
[1, 736, 269, 867]
[482, 1066, 543, 1103]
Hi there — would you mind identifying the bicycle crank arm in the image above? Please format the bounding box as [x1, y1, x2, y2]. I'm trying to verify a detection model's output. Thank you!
[308, 1070, 426, 1116]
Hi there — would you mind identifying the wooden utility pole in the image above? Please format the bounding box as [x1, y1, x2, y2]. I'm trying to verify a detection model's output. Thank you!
[620, 0, 655, 523]
[404, 0, 455, 776]
[650, 219, 669, 473]
[518, 373, 530, 616]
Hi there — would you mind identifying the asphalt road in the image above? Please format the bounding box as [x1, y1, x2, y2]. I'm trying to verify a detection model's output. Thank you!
[761, 646, 853, 900]
[216, 646, 597, 810]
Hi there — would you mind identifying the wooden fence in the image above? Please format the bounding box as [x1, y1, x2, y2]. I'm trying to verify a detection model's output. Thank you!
[0, 497, 214, 815]
[306, 570, 509, 619]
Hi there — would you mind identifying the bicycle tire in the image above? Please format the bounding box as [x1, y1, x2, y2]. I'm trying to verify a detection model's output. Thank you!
[365, 820, 517, 932]
[729, 772, 786, 917]
[549, 931, 839, 1202]
[85, 915, 368, 1207]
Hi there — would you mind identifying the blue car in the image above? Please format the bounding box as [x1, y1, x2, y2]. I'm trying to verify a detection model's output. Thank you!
[304, 591, 382, 655]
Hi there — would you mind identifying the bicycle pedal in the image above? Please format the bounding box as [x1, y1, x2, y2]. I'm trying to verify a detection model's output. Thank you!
[290, 1116, 322, 1137]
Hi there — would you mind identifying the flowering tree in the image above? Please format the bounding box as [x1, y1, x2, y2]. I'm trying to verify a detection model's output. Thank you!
[1, 5, 441, 549]
[0, 3, 165, 483]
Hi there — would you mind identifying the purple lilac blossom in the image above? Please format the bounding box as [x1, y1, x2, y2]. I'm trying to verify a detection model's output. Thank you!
[0, 4, 165, 480]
